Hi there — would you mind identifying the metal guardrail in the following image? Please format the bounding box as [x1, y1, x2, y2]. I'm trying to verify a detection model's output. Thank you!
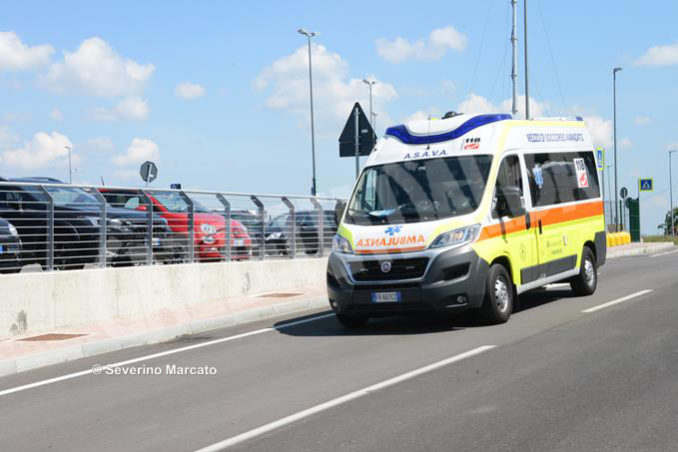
[0, 181, 346, 274]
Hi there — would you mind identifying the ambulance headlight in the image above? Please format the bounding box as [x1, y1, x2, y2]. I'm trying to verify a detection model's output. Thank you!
[332, 235, 353, 254]
[429, 224, 480, 249]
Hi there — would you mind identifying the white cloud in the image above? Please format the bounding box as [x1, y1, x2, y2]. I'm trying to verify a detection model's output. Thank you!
[376, 26, 467, 63]
[636, 42, 678, 66]
[454, 93, 548, 118]
[634, 115, 651, 126]
[175, 81, 206, 99]
[43, 37, 154, 97]
[0, 31, 53, 71]
[256, 44, 397, 126]
[456, 93, 501, 115]
[620, 137, 633, 149]
[50, 108, 63, 121]
[113, 169, 139, 180]
[0, 131, 72, 170]
[88, 97, 149, 121]
[86, 137, 114, 153]
[441, 80, 456, 95]
[112, 138, 159, 167]
[583, 115, 612, 149]
[114, 97, 149, 120]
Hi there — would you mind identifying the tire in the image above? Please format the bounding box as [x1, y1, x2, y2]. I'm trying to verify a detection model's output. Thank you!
[570, 247, 597, 296]
[335, 313, 369, 328]
[480, 263, 514, 324]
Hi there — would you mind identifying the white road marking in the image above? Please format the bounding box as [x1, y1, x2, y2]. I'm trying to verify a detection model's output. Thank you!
[582, 290, 653, 313]
[650, 249, 678, 258]
[0, 312, 335, 398]
[194, 345, 496, 451]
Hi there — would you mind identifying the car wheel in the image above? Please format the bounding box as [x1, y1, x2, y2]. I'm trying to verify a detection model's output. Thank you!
[570, 247, 597, 296]
[480, 263, 514, 324]
[335, 313, 369, 328]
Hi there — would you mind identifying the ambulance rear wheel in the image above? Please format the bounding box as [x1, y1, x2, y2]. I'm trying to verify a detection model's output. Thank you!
[570, 247, 597, 296]
[335, 313, 369, 328]
[481, 264, 514, 324]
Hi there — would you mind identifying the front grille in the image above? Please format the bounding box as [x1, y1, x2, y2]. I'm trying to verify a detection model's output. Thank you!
[349, 257, 429, 281]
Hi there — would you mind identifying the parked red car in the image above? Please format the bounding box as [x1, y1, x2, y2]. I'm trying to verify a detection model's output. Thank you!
[100, 189, 252, 261]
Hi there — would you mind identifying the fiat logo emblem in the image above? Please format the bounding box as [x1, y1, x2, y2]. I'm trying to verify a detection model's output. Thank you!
[380, 261, 392, 273]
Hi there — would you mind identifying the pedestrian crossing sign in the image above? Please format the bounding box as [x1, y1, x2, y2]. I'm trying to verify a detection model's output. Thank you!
[639, 178, 653, 192]
[595, 147, 604, 170]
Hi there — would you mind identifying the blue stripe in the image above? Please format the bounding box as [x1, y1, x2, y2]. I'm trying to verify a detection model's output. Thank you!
[385, 114, 512, 145]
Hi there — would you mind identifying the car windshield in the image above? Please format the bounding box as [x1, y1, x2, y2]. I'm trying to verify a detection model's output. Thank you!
[151, 192, 209, 213]
[345, 155, 493, 225]
[45, 186, 100, 207]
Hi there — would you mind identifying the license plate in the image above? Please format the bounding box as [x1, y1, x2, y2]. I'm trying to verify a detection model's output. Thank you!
[371, 291, 402, 303]
[0, 244, 4, 254]
[233, 239, 245, 247]
[152, 237, 161, 247]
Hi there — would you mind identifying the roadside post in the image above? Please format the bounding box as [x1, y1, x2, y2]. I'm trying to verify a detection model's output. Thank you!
[339, 102, 376, 179]
[620, 187, 628, 231]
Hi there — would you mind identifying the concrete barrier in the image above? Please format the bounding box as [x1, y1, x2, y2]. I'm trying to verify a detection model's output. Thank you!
[0, 258, 328, 338]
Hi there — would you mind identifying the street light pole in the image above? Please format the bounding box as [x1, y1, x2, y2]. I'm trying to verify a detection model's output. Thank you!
[298, 28, 317, 196]
[606, 164, 614, 227]
[65, 145, 72, 184]
[613, 67, 622, 230]
[670, 150, 677, 239]
[362, 79, 376, 127]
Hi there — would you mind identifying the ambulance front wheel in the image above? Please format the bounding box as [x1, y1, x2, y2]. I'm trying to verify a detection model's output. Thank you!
[570, 247, 597, 296]
[480, 263, 514, 324]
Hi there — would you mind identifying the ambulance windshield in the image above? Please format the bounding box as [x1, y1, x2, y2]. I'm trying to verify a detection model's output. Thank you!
[345, 155, 492, 225]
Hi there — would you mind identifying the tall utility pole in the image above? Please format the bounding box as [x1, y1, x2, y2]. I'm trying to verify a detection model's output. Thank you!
[362, 79, 376, 127]
[523, 0, 530, 119]
[65, 145, 72, 184]
[613, 67, 623, 230]
[670, 150, 677, 238]
[606, 165, 614, 224]
[511, 0, 518, 116]
[298, 28, 318, 196]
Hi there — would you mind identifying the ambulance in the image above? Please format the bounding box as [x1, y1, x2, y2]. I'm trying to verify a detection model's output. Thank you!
[327, 113, 606, 327]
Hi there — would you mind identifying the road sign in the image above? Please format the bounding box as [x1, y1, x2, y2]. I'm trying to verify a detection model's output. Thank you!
[639, 178, 653, 192]
[170, 183, 181, 190]
[620, 186, 628, 199]
[595, 147, 604, 170]
[140, 161, 158, 184]
[339, 102, 376, 158]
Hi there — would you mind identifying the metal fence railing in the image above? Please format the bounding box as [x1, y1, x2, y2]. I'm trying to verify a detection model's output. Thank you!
[0, 181, 346, 274]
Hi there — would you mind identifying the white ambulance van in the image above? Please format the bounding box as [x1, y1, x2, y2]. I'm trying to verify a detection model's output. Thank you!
[327, 113, 606, 327]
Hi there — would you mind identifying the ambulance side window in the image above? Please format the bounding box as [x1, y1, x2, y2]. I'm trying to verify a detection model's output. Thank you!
[492, 155, 523, 219]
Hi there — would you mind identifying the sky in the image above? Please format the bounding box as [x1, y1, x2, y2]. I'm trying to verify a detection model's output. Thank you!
[1, 0, 678, 233]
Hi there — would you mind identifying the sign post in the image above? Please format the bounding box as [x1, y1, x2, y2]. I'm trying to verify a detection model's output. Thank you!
[339, 102, 376, 179]
[139, 161, 158, 187]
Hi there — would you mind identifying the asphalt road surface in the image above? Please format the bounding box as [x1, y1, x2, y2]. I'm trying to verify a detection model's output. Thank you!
[2, 251, 678, 451]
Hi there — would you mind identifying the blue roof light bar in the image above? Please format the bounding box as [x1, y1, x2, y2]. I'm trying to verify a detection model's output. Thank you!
[385, 114, 512, 145]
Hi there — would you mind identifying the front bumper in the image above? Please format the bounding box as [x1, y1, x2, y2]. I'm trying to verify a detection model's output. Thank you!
[326, 244, 488, 316]
[0, 235, 22, 272]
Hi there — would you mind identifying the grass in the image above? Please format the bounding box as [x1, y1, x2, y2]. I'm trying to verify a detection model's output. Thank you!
[642, 235, 678, 245]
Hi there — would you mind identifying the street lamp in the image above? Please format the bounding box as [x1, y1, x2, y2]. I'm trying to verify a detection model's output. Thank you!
[670, 150, 677, 239]
[298, 28, 317, 196]
[362, 79, 377, 127]
[613, 67, 622, 230]
[65, 145, 72, 184]
[605, 164, 614, 226]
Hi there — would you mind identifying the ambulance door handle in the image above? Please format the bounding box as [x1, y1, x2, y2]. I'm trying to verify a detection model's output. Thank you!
[538, 220, 543, 235]
[525, 212, 531, 230]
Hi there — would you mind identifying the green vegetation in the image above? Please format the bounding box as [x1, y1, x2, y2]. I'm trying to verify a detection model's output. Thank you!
[642, 235, 678, 245]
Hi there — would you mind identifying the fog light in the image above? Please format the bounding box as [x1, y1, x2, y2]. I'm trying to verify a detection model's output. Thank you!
[456, 295, 468, 304]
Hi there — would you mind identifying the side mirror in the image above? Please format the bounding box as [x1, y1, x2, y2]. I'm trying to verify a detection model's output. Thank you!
[334, 200, 346, 225]
[495, 187, 525, 218]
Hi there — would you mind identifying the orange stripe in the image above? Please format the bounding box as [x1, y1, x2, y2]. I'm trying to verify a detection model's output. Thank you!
[354, 245, 427, 255]
[479, 200, 603, 241]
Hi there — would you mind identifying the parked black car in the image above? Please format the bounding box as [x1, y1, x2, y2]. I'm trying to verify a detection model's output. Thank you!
[0, 217, 22, 273]
[0, 178, 180, 269]
[265, 210, 337, 256]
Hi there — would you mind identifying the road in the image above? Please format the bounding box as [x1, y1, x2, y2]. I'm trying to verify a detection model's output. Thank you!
[1, 251, 678, 451]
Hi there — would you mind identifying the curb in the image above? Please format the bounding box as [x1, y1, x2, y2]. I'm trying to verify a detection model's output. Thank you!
[607, 243, 675, 259]
[0, 297, 330, 378]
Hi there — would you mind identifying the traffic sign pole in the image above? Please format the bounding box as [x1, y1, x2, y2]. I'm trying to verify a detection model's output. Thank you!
[354, 106, 360, 178]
